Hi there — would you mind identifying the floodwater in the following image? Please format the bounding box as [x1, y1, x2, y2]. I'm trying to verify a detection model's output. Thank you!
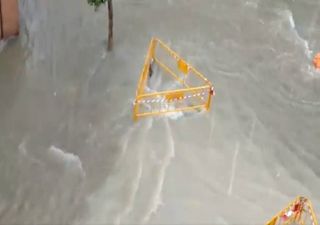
[0, 0, 320, 224]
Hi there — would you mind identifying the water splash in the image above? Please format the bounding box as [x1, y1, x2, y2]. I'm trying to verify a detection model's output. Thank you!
[114, 159, 144, 225]
[141, 119, 175, 224]
[278, 9, 313, 58]
[48, 145, 86, 178]
[227, 142, 240, 196]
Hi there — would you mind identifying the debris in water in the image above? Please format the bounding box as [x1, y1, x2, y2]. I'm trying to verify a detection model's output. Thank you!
[313, 53, 320, 69]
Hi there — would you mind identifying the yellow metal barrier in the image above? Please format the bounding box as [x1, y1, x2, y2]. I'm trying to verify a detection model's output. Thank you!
[265, 196, 318, 225]
[133, 38, 215, 121]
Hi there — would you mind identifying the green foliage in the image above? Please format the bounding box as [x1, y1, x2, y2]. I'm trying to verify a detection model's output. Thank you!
[87, 0, 108, 8]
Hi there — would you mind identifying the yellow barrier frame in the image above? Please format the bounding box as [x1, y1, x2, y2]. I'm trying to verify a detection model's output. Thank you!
[133, 38, 215, 121]
[265, 196, 318, 225]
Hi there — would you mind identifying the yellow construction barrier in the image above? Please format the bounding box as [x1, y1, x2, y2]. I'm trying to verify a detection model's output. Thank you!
[133, 38, 215, 121]
[265, 196, 318, 225]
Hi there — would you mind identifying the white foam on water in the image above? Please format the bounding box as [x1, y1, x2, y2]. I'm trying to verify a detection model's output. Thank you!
[118, 121, 153, 217]
[141, 119, 175, 224]
[18, 140, 44, 166]
[278, 9, 313, 58]
[18, 141, 27, 156]
[302, 64, 320, 77]
[227, 142, 240, 196]
[287, 11, 295, 29]
[87, 119, 153, 224]
[247, 115, 257, 148]
[114, 159, 144, 225]
[48, 145, 86, 178]
[157, 80, 186, 120]
[165, 108, 184, 120]
[0, 40, 7, 53]
[300, 99, 320, 106]
[88, 48, 107, 77]
[101, 49, 107, 59]
[244, 0, 258, 8]
[118, 126, 136, 160]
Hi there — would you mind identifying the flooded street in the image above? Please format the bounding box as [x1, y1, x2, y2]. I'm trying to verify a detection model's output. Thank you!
[0, 0, 320, 224]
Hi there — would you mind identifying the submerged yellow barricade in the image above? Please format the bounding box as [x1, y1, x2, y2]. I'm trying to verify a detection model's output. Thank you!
[133, 38, 215, 121]
[266, 196, 318, 225]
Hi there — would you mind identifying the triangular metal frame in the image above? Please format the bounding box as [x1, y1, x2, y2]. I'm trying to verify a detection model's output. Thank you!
[133, 38, 215, 121]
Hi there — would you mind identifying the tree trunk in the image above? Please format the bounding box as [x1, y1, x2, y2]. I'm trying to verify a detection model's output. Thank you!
[107, 0, 113, 51]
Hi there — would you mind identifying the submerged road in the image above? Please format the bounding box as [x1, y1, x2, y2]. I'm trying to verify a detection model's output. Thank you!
[0, 0, 320, 224]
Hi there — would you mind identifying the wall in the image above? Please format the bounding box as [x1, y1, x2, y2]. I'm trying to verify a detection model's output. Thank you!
[0, 0, 19, 39]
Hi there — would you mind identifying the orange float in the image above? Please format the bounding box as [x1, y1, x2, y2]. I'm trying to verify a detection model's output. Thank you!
[313, 53, 320, 69]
